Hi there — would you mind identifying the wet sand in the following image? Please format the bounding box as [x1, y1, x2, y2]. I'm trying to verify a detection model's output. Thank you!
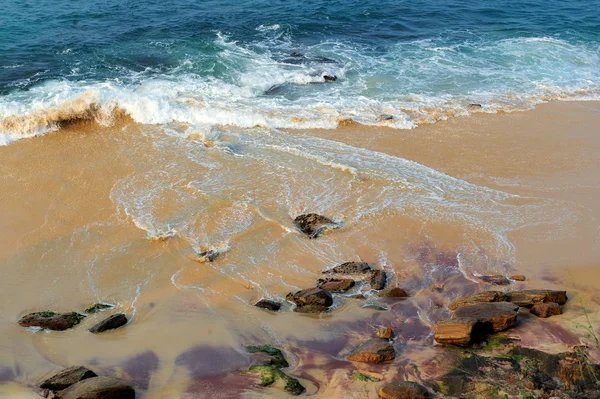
[1, 101, 599, 398]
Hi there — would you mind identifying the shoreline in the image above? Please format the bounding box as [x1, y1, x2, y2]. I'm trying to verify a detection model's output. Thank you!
[1, 99, 599, 398]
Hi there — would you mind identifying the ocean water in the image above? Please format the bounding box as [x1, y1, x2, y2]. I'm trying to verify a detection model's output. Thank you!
[1, 0, 599, 144]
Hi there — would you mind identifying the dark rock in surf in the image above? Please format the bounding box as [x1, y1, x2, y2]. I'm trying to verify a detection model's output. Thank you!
[316, 278, 355, 292]
[40, 366, 97, 391]
[89, 313, 128, 333]
[255, 299, 282, 312]
[293, 213, 339, 238]
[370, 270, 387, 290]
[377, 114, 394, 122]
[286, 287, 333, 313]
[323, 261, 372, 274]
[468, 103, 482, 110]
[193, 249, 220, 263]
[323, 75, 337, 81]
[18, 311, 85, 331]
[59, 376, 135, 399]
[290, 52, 303, 57]
[378, 381, 431, 399]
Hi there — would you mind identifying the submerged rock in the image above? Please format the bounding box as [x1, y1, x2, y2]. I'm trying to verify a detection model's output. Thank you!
[378, 287, 409, 299]
[347, 338, 395, 363]
[316, 278, 355, 292]
[378, 381, 431, 399]
[89, 313, 128, 333]
[530, 302, 562, 318]
[40, 366, 97, 391]
[286, 287, 333, 313]
[324, 261, 372, 274]
[18, 311, 85, 331]
[478, 275, 511, 285]
[60, 376, 134, 399]
[84, 303, 114, 314]
[254, 299, 282, 312]
[370, 270, 387, 290]
[293, 213, 339, 238]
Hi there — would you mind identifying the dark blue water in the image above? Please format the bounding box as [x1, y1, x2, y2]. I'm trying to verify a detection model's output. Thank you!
[1, 0, 599, 143]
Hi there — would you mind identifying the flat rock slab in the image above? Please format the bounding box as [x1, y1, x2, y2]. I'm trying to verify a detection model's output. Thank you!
[254, 299, 281, 312]
[379, 287, 409, 298]
[347, 338, 395, 363]
[453, 302, 519, 332]
[378, 381, 431, 399]
[286, 287, 333, 313]
[324, 261, 372, 274]
[370, 270, 387, 290]
[434, 318, 481, 346]
[40, 366, 97, 390]
[510, 290, 567, 308]
[293, 213, 338, 238]
[317, 278, 355, 292]
[89, 314, 128, 333]
[530, 302, 562, 318]
[60, 376, 134, 399]
[19, 312, 85, 331]
[448, 291, 510, 311]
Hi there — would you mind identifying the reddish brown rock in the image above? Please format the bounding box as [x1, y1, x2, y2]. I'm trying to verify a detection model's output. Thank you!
[40, 366, 97, 391]
[378, 381, 431, 399]
[530, 302, 562, 318]
[453, 302, 519, 332]
[370, 270, 387, 290]
[478, 275, 511, 285]
[434, 318, 483, 346]
[316, 278, 355, 292]
[293, 213, 338, 238]
[376, 327, 395, 340]
[18, 312, 85, 331]
[509, 290, 567, 308]
[324, 261, 372, 274]
[448, 291, 510, 311]
[347, 338, 395, 363]
[60, 376, 134, 399]
[379, 287, 409, 298]
[286, 287, 333, 313]
[510, 275, 526, 281]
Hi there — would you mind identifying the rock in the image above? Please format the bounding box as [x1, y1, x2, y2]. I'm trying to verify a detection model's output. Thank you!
[478, 275, 510, 285]
[246, 345, 289, 368]
[468, 103, 482, 110]
[453, 302, 519, 332]
[18, 312, 85, 331]
[255, 299, 282, 312]
[510, 275, 526, 281]
[530, 302, 562, 318]
[509, 290, 567, 308]
[84, 304, 113, 314]
[347, 338, 395, 363]
[316, 278, 355, 292]
[324, 261, 372, 274]
[89, 314, 128, 333]
[245, 346, 304, 395]
[376, 327, 394, 340]
[378, 381, 431, 399]
[60, 376, 135, 399]
[448, 291, 511, 311]
[379, 287, 409, 299]
[286, 287, 333, 313]
[40, 366, 97, 391]
[192, 249, 220, 263]
[290, 52, 303, 57]
[293, 213, 338, 238]
[377, 114, 394, 122]
[323, 75, 337, 81]
[370, 270, 387, 290]
[434, 318, 488, 346]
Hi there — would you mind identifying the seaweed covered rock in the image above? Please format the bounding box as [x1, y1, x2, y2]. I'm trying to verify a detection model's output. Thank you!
[324, 261, 372, 274]
[60, 376, 135, 399]
[244, 346, 304, 395]
[286, 287, 333, 313]
[18, 311, 85, 331]
[316, 278, 355, 292]
[40, 366, 97, 391]
[89, 313, 128, 333]
[293, 213, 339, 238]
[84, 303, 114, 314]
[378, 381, 431, 399]
[347, 338, 395, 363]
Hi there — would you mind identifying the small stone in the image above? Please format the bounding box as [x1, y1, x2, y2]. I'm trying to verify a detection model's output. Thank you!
[378, 114, 394, 122]
[376, 327, 394, 340]
[40, 366, 97, 391]
[530, 302, 562, 318]
[89, 313, 128, 333]
[478, 275, 511, 285]
[510, 275, 526, 281]
[323, 75, 337, 81]
[370, 270, 387, 290]
[379, 287, 409, 298]
[18, 312, 85, 331]
[60, 376, 135, 399]
[378, 381, 431, 399]
[317, 278, 355, 292]
[293, 213, 338, 238]
[286, 287, 333, 313]
[347, 338, 395, 363]
[255, 299, 282, 312]
[324, 261, 372, 274]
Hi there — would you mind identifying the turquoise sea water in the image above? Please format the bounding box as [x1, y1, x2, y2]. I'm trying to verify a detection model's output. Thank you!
[1, 0, 599, 143]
